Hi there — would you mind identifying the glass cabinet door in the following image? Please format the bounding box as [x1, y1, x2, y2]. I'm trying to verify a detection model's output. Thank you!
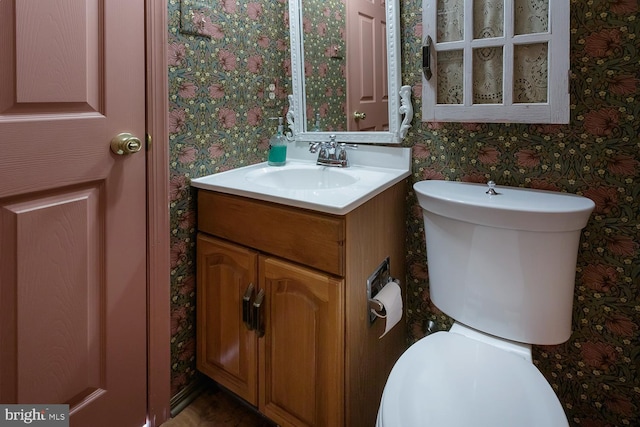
[422, 0, 569, 123]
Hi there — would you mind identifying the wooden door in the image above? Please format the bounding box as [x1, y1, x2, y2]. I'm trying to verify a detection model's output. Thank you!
[346, 0, 388, 131]
[196, 234, 259, 405]
[259, 256, 344, 427]
[0, 1, 147, 426]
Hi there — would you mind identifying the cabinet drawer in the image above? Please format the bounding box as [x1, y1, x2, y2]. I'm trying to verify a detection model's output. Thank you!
[198, 191, 345, 276]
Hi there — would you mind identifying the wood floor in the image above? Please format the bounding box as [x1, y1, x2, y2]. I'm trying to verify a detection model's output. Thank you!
[162, 386, 276, 427]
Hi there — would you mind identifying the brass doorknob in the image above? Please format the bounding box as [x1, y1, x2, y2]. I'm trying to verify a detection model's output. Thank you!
[353, 111, 366, 121]
[111, 133, 142, 155]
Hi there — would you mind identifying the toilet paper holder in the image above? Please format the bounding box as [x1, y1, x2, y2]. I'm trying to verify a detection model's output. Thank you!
[368, 298, 385, 314]
[367, 257, 393, 324]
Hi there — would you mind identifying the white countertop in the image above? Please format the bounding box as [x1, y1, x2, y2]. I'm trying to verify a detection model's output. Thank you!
[190, 143, 411, 215]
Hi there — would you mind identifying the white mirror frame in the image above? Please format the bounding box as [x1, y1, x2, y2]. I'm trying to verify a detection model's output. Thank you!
[287, 0, 413, 144]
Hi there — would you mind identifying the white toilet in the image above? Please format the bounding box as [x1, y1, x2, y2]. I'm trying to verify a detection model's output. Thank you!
[377, 180, 595, 427]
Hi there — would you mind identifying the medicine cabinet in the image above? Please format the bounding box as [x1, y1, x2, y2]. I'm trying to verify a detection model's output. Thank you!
[422, 0, 570, 123]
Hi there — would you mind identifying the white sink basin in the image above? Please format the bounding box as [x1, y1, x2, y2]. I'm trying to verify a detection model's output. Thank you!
[191, 159, 410, 214]
[244, 164, 359, 190]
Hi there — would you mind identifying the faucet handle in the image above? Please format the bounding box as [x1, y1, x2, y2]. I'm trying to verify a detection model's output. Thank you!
[338, 145, 348, 162]
[308, 141, 321, 153]
[327, 135, 357, 149]
[337, 142, 357, 163]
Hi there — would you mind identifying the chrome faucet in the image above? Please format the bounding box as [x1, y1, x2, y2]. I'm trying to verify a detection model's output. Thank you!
[309, 134, 357, 167]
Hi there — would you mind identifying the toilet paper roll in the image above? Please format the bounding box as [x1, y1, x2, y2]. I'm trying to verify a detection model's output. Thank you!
[371, 280, 403, 339]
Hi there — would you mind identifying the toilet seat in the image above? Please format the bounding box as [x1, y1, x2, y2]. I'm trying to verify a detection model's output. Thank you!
[377, 331, 568, 427]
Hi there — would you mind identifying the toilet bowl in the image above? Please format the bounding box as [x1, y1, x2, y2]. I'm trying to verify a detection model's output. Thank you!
[376, 323, 568, 427]
[377, 180, 594, 427]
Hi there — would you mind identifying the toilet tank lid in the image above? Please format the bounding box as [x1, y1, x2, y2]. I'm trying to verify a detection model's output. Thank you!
[414, 180, 595, 232]
[378, 332, 569, 427]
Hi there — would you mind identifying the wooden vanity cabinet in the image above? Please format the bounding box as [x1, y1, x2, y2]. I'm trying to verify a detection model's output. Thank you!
[196, 181, 407, 427]
[197, 234, 344, 427]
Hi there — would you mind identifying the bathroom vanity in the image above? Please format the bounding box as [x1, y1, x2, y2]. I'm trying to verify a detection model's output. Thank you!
[192, 150, 410, 427]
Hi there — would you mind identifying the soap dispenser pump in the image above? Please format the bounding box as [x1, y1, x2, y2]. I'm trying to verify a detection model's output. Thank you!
[312, 111, 321, 132]
[268, 117, 287, 166]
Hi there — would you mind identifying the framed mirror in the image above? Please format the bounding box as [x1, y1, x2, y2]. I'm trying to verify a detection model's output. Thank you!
[288, 0, 413, 144]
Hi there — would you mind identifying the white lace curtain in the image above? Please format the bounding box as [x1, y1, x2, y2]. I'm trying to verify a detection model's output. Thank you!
[436, 0, 549, 105]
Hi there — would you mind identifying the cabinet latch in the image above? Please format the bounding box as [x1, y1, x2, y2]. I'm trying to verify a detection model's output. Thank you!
[242, 283, 255, 330]
[422, 36, 433, 81]
[253, 289, 265, 338]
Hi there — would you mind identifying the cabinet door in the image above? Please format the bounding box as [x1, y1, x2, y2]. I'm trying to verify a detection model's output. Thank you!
[196, 234, 259, 405]
[259, 257, 345, 427]
[422, 0, 569, 123]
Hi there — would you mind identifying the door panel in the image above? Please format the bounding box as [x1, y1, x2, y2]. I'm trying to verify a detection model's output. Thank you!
[347, 0, 388, 131]
[15, 1, 97, 105]
[1, 187, 104, 404]
[259, 257, 344, 427]
[0, 0, 147, 425]
[196, 234, 259, 405]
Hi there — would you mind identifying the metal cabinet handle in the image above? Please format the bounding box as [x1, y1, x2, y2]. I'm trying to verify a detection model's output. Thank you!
[242, 283, 255, 330]
[422, 36, 432, 81]
[252, 289, 265, 338]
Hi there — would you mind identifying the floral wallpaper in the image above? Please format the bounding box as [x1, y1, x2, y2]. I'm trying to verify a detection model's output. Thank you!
[168, 0, 639, 426]
[167, 0, 290, 396]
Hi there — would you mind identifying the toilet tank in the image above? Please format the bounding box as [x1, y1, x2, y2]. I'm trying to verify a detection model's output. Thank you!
[414, 180, 595, 345]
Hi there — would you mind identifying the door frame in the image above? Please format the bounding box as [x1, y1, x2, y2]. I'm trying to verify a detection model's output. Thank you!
[146, 1, 171, 426]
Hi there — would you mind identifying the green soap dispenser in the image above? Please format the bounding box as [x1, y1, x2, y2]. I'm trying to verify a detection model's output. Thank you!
[268, 117, 287, 166]
[312, 111, 321, 132]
